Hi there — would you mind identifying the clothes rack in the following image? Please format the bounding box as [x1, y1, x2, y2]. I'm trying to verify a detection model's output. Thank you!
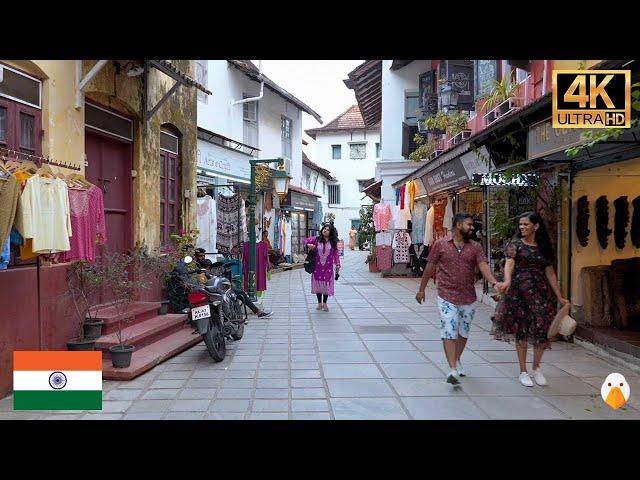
[207, 183, 242, 262]
[0, 146, 82, 171]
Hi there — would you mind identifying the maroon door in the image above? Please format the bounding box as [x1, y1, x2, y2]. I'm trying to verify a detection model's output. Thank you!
[85, 129, 133, 255]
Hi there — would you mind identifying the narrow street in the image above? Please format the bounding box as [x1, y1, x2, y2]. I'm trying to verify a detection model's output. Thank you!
[0, 249, 638, 420]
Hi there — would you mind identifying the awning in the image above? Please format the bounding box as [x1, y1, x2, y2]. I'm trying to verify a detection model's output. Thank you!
[362, 179, 382, 202]
[344, 60, 382, 128]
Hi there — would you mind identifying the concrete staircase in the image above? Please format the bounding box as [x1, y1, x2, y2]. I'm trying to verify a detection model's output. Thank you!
[91, 301, 202, 380]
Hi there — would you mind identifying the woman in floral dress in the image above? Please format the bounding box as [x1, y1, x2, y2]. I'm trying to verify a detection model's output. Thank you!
[493, 212, 570, 387]
[305, 223, 341, 312]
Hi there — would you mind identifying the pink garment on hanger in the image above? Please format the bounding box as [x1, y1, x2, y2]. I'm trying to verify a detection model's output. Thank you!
[373, 203, 391, 231]
[60, 185, 107, 263]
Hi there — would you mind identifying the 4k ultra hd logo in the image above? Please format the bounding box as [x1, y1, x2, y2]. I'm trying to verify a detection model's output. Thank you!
[552, 70, 631, 128]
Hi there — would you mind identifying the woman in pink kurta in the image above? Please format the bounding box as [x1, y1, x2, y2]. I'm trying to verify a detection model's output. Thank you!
[305, 223, 341, 312]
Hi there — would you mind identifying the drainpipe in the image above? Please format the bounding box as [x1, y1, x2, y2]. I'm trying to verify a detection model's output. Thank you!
[231, 60, 265, 105]
[75, 60, 109, 109]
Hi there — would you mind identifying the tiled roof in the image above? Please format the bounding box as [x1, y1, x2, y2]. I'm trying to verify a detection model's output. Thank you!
[305, 105, 378, 139]
[302, 152, 336, 181]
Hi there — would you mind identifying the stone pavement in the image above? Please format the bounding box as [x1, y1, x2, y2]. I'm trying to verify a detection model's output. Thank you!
[2, 249, 640, 420]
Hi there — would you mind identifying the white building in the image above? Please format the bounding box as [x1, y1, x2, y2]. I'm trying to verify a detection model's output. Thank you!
[305, 105, 380, 239]
[195, 60, 322, 254]
[344, 61, 431, 204]
[301, 149, 335, 234]
[196, 60, 322, 187]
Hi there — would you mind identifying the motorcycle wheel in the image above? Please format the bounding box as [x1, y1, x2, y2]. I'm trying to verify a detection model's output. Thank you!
[203, 309, 226, 362]
[231, 300, 245, 340]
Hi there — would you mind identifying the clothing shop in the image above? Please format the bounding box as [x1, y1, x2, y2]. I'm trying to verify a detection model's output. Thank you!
[377, 146, 491, 279]
[278, 185, 320, 259]
[196, 129, 253, 262]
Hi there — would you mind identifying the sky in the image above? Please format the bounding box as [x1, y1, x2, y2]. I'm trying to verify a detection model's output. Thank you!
[254, 60, 364, 151]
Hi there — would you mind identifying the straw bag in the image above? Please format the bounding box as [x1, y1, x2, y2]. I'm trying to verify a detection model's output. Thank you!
[548, 303, 577, 339]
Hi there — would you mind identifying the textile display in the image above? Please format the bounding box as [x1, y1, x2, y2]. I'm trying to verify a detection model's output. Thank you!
[375, 231, 393, 246]
[373, 203, 391, 231]
[424, 205, 435, 246]
[242, 241, 269, 292]
[375, 245, 393, 271]
[196, 195, 217, 254]
[60, 185, 107, 263]
[392, 231, 411, 263]
[216, 193, 243, 255]
[0, 173, 20, 247]
[411, 202, 427, 245]
[443, 197, 454, 233]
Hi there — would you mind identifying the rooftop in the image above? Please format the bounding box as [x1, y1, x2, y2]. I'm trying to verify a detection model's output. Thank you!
[305, 105, 378, 139]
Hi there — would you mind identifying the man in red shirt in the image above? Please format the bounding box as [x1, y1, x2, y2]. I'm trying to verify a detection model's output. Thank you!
[416, 212, 499, 385]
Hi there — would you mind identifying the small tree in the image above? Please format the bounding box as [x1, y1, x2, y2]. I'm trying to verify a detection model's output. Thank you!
[63, 261, 105, 342]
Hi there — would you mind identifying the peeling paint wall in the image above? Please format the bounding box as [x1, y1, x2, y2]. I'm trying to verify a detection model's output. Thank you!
[3, 60, 198, 252]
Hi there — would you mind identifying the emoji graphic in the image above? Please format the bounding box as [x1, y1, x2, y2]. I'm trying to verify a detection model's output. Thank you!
[601, 373, 630, 410]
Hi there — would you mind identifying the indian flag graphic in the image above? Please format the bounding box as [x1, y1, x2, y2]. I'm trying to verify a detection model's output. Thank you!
[13, 351, 103, 410]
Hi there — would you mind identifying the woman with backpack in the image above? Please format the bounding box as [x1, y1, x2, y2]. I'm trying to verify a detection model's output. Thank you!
[305, 223, 341, 312]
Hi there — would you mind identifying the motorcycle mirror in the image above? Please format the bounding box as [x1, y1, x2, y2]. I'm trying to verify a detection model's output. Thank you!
[184, 255, 193, 264]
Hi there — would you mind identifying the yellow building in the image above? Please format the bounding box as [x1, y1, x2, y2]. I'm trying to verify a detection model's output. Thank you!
[0, 59, 206, 250]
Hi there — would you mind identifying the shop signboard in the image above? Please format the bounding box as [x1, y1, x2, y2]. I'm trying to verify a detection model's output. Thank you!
[527, 119, 585, 160]
[472, 172, 537, 187]
[421, 158, 469, 195]
[197, 138, 251, 181]
[290, 192, 317, 211]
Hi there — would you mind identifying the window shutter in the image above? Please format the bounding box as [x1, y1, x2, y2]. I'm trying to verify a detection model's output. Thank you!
[402, 122, 410, 158]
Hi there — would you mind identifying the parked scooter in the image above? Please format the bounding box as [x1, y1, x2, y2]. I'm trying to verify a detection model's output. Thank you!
[181, 255, 246, 362]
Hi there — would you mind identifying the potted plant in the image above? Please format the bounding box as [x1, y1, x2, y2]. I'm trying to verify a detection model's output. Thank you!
[480, 76, 519, 116]
[101, 249, 159, 369]
[64, 261, 104, 350]
[424, 111, 448, 134]
[446, 112, 469, 138]
[365, 253, 378, 273]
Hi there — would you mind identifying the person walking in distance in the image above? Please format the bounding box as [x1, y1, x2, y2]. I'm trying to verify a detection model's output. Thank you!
[305, 223, 341, 312]
[348, 226, 357, 251]
[416, 213, 500, 385]
[492, 212, 570, 387]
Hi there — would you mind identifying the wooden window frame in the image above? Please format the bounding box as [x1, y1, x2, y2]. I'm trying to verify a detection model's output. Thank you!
[160, 143, 181, 248]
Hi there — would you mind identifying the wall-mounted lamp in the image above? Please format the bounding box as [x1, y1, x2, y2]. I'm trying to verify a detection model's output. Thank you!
[114, 61, 144, 77]
[440, 84, 461, 113]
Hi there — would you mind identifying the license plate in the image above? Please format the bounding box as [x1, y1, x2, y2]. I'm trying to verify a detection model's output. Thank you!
[191, 305, 211, 321]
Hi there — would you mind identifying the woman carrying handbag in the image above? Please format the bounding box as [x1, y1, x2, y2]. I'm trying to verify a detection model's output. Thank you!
[305, 223, 341, 312]
[492, 212, 571, 387]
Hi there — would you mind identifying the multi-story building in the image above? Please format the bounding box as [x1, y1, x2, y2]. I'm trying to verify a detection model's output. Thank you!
[305, 105, 380, 238]
[195, 60, 322, 253]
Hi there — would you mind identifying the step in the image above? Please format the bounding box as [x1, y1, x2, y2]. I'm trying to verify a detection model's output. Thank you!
[102, 327, 203, 381]
[92, 302, 162, 335]
[95, 314, 188, 353]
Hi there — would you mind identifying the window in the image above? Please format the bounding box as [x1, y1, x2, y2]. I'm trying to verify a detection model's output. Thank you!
[160, 132, 181, 247]
[404, 90, 420, 125]
[281, 116, 292, 159]
[0, 97, 42, 155]
[328, 184, 340, 205]
[331, 144, 341, 159]
[350, 143, 366, 160]
[0, 64, 42, 108]
[375, 142, 381, 158]
[196, 60, 208, 104]
[85, 103, 133, 141]
[323, 181, 326, 195]
[305, 173, 311, 189]
[243, 94, 258, 148]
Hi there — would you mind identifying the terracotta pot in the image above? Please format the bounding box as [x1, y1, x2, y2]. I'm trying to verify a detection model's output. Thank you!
[368, 262, 379, 273]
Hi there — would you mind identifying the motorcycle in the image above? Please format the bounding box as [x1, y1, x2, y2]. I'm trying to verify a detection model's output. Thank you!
[181, 255, 247, 362]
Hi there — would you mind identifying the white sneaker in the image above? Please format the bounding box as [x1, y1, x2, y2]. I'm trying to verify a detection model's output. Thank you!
[446, 370, 461, 385]
[519, 372, 534, 387]
[532, 368, 547, 386]
[456, 360, 465, 376]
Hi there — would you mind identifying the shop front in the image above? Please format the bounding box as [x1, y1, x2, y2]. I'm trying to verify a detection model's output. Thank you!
[196, 130, 252, 259]
[279, 186, 319, 257]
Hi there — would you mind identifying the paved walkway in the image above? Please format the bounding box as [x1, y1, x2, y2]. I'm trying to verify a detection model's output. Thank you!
[2, 249, 640, 420]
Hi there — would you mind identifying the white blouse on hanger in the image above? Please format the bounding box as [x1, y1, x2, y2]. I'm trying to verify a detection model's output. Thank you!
[17, 175, 72, 254]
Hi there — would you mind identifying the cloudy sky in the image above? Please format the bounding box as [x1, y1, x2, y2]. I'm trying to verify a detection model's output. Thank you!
[255, 60, 364, 148]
